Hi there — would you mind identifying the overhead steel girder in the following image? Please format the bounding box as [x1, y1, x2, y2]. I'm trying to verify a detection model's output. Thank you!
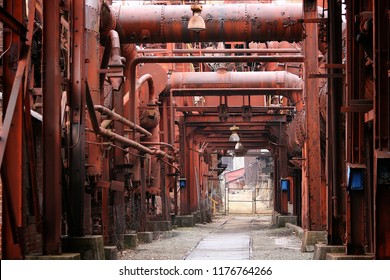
[105, 3, 303, 44]
[208, 143, 271, 150]
[176, 106, 295, 114]
[184, 114, 287, 126]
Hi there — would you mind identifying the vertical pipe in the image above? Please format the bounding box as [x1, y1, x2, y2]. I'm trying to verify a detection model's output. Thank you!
[139, 157, 147, 232]
[2, 0, 23, 259]
[160, 161, 169, 221]
[68, 0, 86, 237]
[113, 86, 126, 237]
[179, 117, 188, 215]
[327, 0, 343, 244]
[170, 90, 175, 146]
[43, 0, 62, 254]
[84, 0, 102, 236]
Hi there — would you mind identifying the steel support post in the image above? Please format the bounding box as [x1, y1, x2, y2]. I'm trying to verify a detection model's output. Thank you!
[139, 157, 147, 232]
[160, 160, 169, 221]
[279, 124, 288, 215]
[1, 0, 24, 259]
[68, 0, 86, 237]
[42, 0, 62, 254]
[373, 0, 390, 259]
[179, 117, 189, 215]
[303, 0, 325, 231]
[327, 0, 344, 245]
[345, 0, 367, 255]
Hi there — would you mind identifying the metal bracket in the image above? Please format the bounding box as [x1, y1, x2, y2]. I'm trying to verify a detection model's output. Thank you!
[217, 104, 229, 121]
[242, 105, 252, 121]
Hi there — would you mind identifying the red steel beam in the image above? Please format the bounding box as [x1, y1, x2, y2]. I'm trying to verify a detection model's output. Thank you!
[374, 0, 390, 260]
[303, 0, 325, 231]
[184, 114, 286, 125]
[42, 0, 62, 255]
[1, 0, 24, 260]
[0, 6, 27, 38]
[176, 106, 295, 114]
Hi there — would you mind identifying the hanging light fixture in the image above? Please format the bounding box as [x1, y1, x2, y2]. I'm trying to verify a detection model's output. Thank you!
[188, 4, 206, 32]
[229, 124, 240, 142]
[235, 141, 245, 151]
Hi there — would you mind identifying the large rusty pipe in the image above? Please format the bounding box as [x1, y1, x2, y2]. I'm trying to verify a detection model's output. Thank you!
[129, 56, 304, 130]
[106, 3, 303, 43]
[94, 105, 152, 137]
[167, 70, 303, 109]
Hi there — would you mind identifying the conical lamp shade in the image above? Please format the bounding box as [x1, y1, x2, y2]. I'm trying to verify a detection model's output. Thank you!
[188, 13, 206, 32]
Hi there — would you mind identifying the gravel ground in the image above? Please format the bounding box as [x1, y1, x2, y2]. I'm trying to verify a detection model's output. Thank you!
[117, 214, 313, 260]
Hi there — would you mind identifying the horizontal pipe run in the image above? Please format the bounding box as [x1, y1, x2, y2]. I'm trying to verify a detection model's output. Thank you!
[176, 106, 296, 113]
[109, 3, 303, 43]
[136, 48, 302, 54]
[167, 88, 302, 97]
[172, 48, 302, 54]
[94, 105, 152, 137]
[130, 56, 303, 127]
[166, 70, 303, 106]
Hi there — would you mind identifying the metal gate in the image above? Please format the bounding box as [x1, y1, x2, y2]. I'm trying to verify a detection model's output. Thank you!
[226, 184, 273, 214]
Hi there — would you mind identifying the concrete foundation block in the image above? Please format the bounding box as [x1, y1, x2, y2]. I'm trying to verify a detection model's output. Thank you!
[123, 234, 138, 249]
[137, 232, 153, 243]
[25, 253, 80, 260]
[326, 253, 375, 260]
[277, 215, 297, 227]
[62, 235, 104, 260]
[175, 215, 195, 227]
[146, 220, 172, 232]
[104, 246, 117, 260]
[285, 223, 304, 240]
[272, 211, 281, 225]
[313, 244, 346, 260]
[152, 230, 174, 240]
[301, 231, 328, 252]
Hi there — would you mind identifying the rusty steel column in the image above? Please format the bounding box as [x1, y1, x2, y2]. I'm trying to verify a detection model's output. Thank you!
[2, 0, 24, 260]
[303, 0, 325, 231]
[107, 3, 303, 44]
[373, 0, 390, 260]
[139, 156, 147, 232]
[327, 0, 343, 245]
[42, 0, 62, 254]
[279, 124, 288, 215]
[179, 117, 189, 215]
[68, 0, 86, 237]
[84, 0, 102, 236]
[160, 160, 169, 221]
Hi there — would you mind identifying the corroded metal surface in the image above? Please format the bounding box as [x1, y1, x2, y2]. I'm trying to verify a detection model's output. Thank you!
[109, 3, 303, 43]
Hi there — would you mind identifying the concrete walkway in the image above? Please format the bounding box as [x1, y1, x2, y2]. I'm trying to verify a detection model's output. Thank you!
[185, 216, 252, 260]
